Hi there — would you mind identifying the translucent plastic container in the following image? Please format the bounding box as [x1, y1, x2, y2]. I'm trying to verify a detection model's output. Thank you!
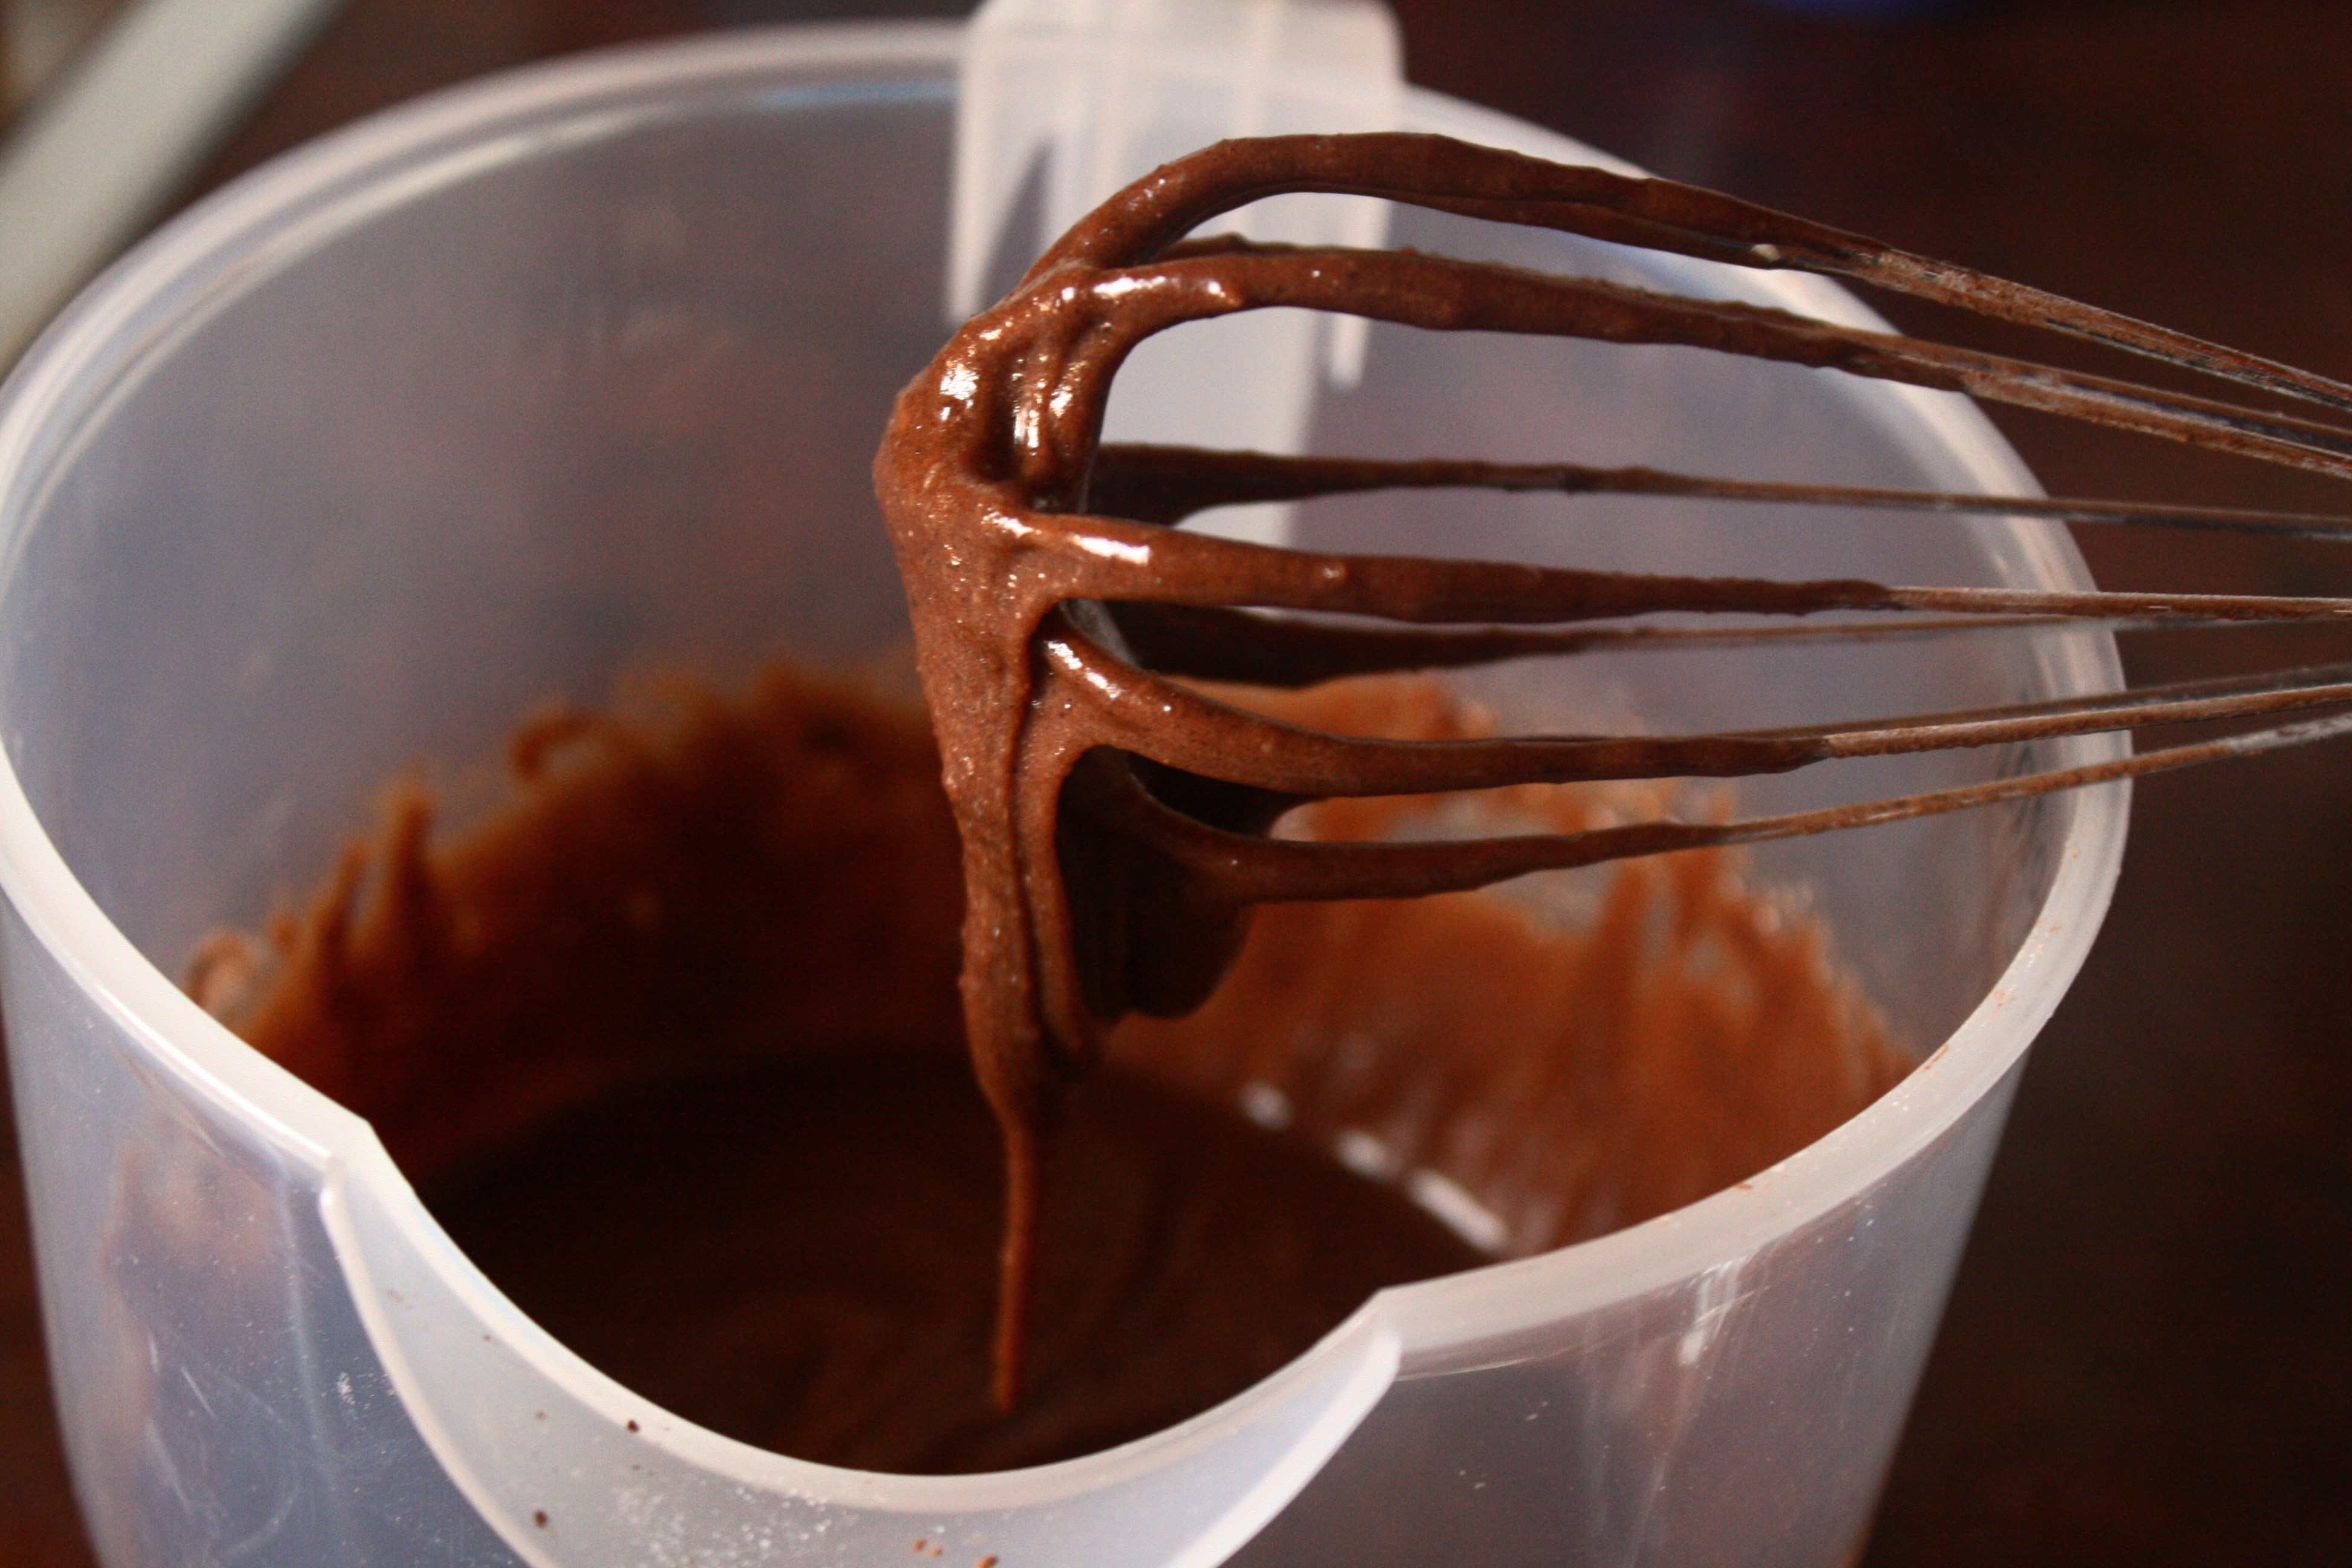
[0, 24, 2125, 1568]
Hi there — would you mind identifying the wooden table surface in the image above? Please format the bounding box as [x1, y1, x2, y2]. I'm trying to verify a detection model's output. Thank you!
[2, 1, 2345, 1563]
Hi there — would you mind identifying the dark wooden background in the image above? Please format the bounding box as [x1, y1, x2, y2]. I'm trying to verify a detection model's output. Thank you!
[1, 1, 2345, 1563]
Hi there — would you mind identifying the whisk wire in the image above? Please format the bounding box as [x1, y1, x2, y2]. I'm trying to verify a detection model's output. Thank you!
[1089, 444, 2352, 543]
[1103, 702, 2352, 909]
[1035, 131, 2352, 416]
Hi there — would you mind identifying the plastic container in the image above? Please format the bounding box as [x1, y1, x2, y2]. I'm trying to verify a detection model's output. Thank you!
[0, 24, 2125, 1568]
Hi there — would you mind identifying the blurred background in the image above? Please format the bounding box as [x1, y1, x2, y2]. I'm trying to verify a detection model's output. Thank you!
[1, 1, 116, 113]
[0, 1, 2345, 1564]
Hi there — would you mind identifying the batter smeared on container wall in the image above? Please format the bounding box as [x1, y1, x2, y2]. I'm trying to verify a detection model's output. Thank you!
[194, 665, 1904, 1471]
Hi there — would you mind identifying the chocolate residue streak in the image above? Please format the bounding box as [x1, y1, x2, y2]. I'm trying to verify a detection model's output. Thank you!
[1110, 676, 1909, 1251]
[195, 672, 967, 1178]
[198, 665, 1902, 1472]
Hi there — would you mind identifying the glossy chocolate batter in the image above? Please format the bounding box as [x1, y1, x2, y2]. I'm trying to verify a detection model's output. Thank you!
[194, 664, 1905, 1471]
[419, 1053, 1478, 1475]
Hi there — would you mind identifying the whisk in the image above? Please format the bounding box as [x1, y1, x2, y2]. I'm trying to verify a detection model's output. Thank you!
[872, 130, 2352, 1403]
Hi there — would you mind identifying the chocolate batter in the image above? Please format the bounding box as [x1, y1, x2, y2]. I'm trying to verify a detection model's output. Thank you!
[419, 1053, 1478, 1475]
[194, 664, 1906, 1472]
[180, 123, 2352, 1477]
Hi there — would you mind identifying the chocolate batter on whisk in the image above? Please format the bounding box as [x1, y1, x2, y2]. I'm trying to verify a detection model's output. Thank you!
[875, 130, 2352, 1406]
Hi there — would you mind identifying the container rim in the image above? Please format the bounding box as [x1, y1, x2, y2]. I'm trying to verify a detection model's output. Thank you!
[0, 16, 2127, 1493]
